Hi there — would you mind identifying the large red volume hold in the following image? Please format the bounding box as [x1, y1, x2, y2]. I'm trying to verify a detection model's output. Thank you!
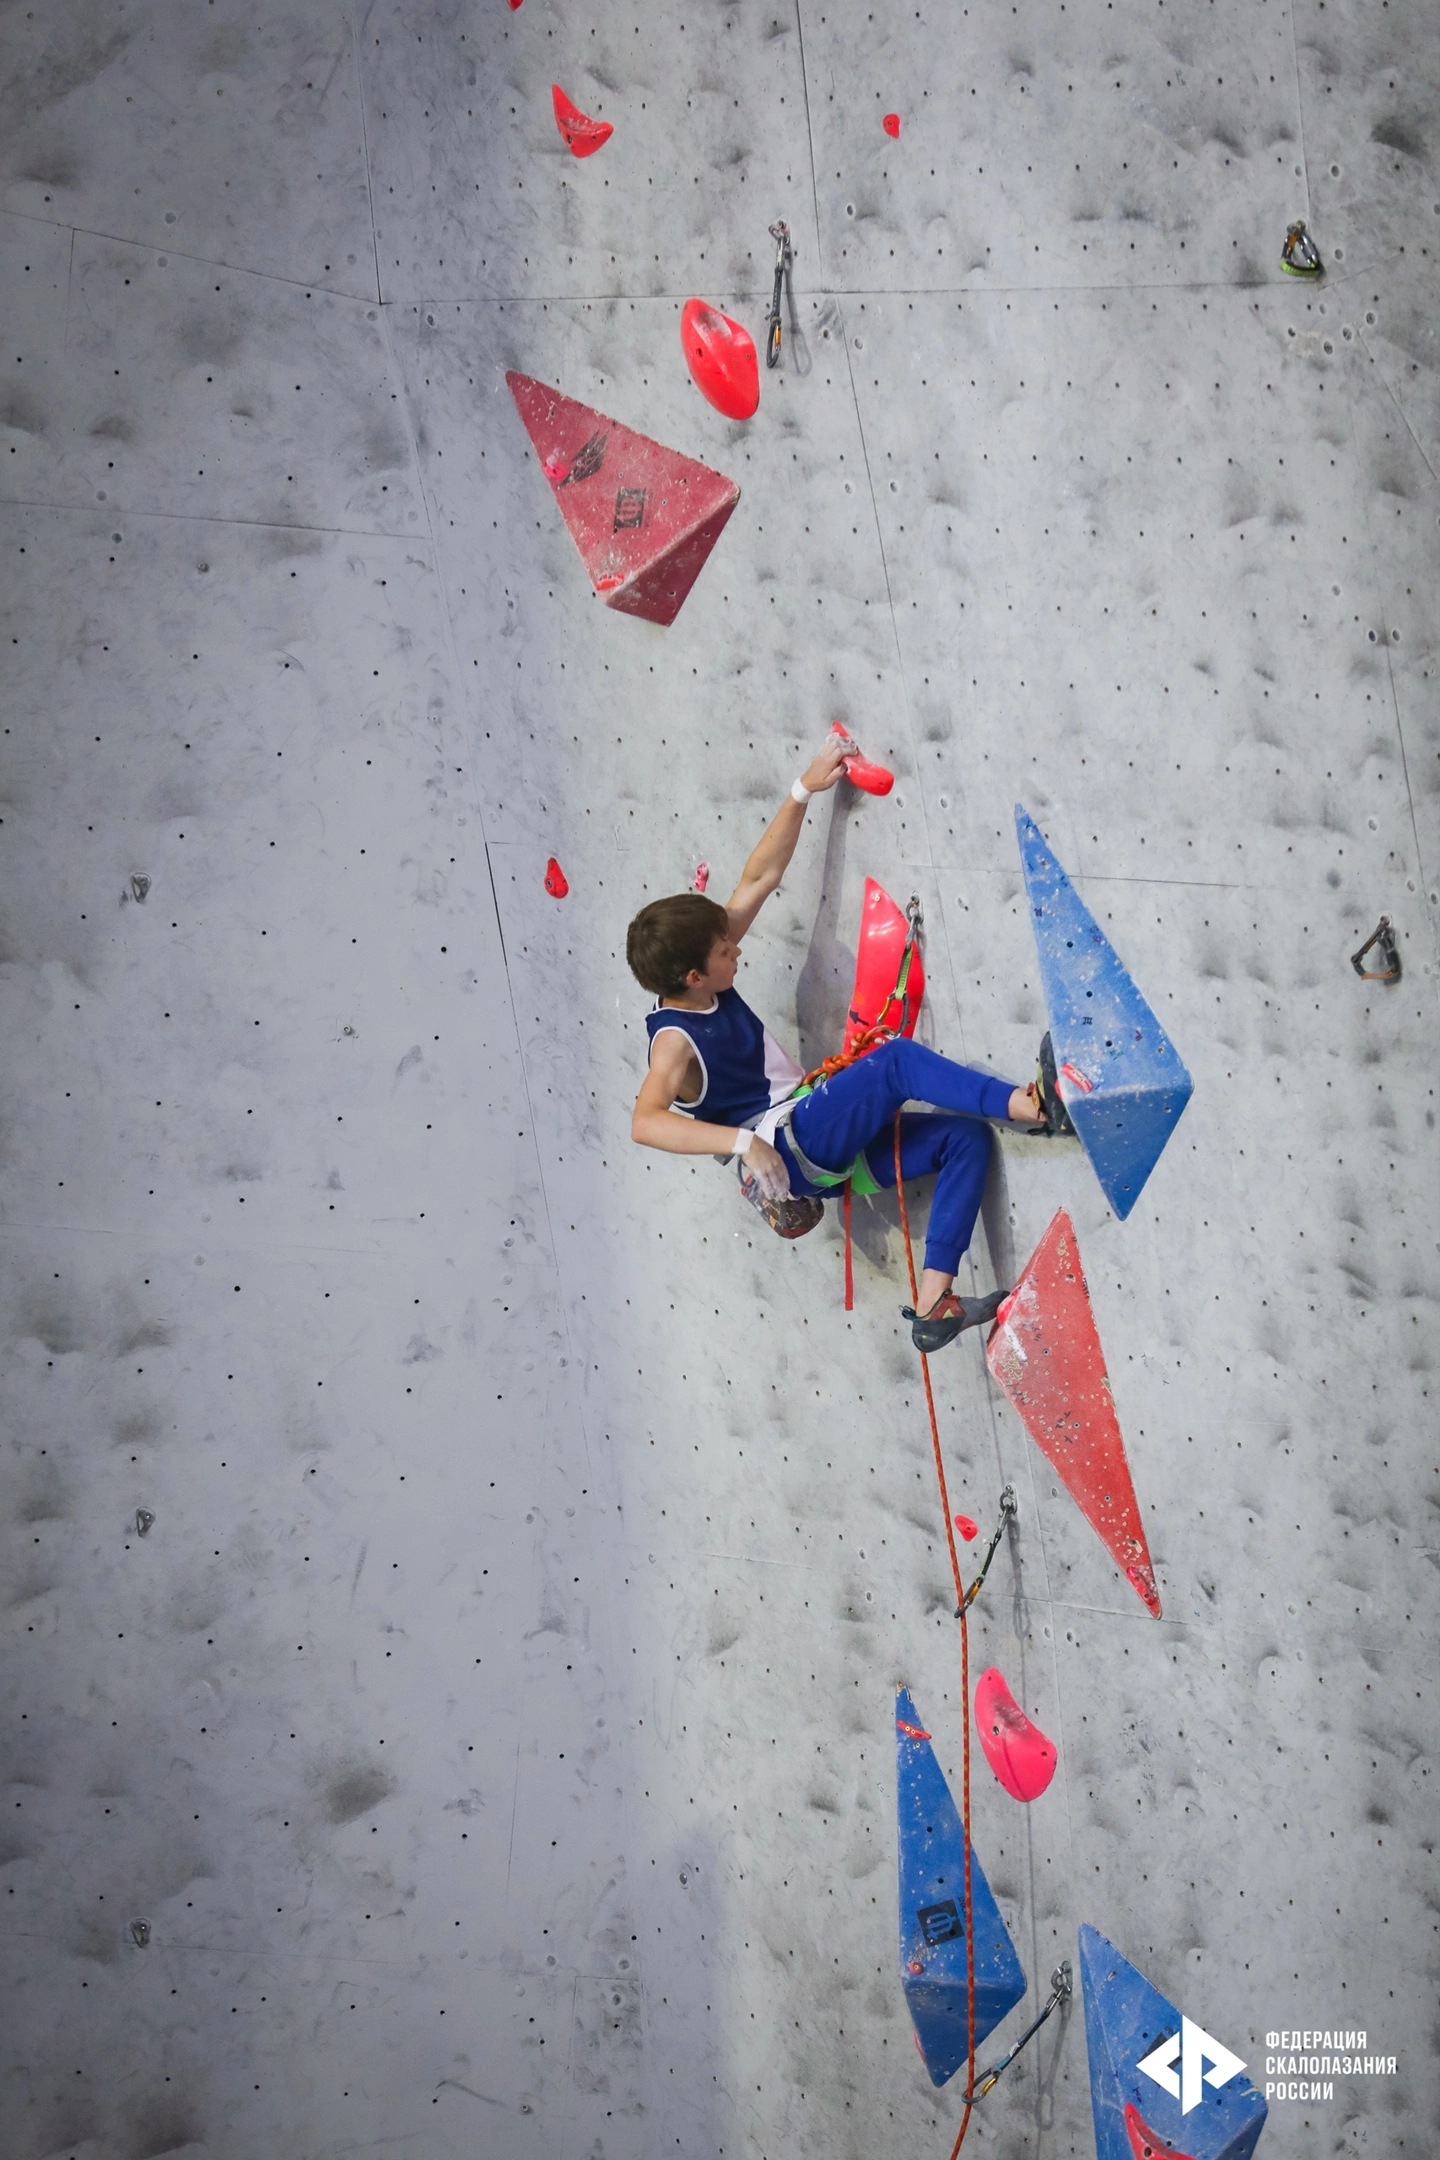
[681, 299, 760, 421]
[844, 878, 925, 1052]
[507, 372, 740, 627]
[551, 84, 613, 157]
[985, 1209, 1162, 1616]
[974, 1667, 1057, 1803]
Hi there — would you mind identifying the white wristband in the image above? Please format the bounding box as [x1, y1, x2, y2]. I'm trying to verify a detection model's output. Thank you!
[733, 1128, 756, 1160]
[790, 776, 813, 803]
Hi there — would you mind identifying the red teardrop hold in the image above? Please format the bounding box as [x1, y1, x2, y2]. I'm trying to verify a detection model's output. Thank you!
[973, 1667, 1058, 1803]
[508, 0, 523, 10]
[953, 1514, 978, 1542]
[1123, 2102, 1198, 2160]
[551, 84, 613, 158]
[883, 112, 901, 137]
[544, 857, 569, 898]
[680, 299, 760, 421]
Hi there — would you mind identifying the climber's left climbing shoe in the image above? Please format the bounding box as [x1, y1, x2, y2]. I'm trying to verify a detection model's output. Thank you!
[901, 1287, 1008, 1353]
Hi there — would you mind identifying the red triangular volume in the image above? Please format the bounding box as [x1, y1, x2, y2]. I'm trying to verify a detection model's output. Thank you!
[551, 84, 613, 157]
[506, 372, 740, 627]
[985, 1209, 1162, 1616]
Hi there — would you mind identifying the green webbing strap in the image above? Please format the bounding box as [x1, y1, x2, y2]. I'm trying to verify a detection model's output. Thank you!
[784, 1089, 884, 1198]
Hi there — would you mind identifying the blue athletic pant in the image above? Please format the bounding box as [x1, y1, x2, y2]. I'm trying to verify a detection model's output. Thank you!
[775, 1039, 1018, 1277]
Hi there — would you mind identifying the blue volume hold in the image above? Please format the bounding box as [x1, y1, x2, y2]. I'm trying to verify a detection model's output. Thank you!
[1079, 1924, 1267, 2160]
[1016, 807, 1194, 1220]
[897, 1690, 1026, 2087]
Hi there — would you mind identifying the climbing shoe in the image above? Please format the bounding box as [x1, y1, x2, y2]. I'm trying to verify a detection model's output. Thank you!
[738, 1160, 825, 1239]
[1032, 1030, 1076, 1136]
[901, 1287, 1008, 1353]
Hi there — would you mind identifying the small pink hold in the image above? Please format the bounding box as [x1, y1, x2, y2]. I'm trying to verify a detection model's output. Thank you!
[693, 861, 710, 893]
[544, 857, 569, 899]
[953, 1513, 979, 1542]
[883, 112, 901, 138]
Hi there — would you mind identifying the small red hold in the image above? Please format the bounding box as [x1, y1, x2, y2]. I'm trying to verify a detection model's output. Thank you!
[953, 1513, 979, 1542]
[829, 721, 894, 796]
[544, 857, 569, 898]
[895, 1718, 931, 1741]
[681, 299, 760, 421]
[508, 0, 523, 9]
[552, 84, 613, 158]
[1060, 1061, 1095, 1093]
[883, 112, 901, 138]
[1123, 2102, 1198, 2160]
[692, 861, 710, 893]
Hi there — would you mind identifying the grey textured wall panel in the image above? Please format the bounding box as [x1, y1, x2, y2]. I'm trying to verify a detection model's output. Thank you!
[1, 1, 1437, 2157]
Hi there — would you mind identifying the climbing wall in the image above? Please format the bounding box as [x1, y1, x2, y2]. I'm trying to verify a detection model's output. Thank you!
[1, 3, 1436, 2157]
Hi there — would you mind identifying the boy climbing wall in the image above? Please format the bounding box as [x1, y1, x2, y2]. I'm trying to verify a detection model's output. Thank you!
[626, 739, 1052, 1352]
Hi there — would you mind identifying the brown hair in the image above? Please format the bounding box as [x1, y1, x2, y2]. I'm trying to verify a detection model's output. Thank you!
[626, 893, 729, 997]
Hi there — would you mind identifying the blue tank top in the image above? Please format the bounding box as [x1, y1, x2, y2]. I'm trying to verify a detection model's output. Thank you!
[645, 988, 805, 1131]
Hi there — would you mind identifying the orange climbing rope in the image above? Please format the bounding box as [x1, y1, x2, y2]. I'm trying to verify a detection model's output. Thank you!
[893, 1111, 977, 2157]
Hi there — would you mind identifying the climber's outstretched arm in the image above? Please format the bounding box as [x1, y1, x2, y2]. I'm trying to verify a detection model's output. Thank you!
[724, 737, 847, 941]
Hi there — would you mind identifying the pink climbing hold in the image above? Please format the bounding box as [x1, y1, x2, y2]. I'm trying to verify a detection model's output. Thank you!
[974, 1668, 1057, 1803]
[953, 1514, 979, 1542]
[829, 721, 894, 796]
[544, 857, 569, 898]
[692, 861, 710, 893]
[883, 112, 901, 138]
[552, 84, 613, 158]
[681, 299, 760, 422]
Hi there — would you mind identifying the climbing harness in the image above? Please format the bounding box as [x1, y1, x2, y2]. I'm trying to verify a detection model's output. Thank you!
[963, 1960, 1073, 2103]
[766, 220, 793, 368]
[1351, 914, 1401, 985]
[1280, 220, 1323, 277]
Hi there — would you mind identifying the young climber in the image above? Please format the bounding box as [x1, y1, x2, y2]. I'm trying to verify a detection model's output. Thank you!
[626, 740, 1048, 1351]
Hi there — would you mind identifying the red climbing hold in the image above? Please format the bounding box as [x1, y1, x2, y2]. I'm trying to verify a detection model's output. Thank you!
[508, 0, 523, 10]
[681, 299, 760, 421]
[845, 878, 925, 1053]
[551, 84, 613, 158]
[507, 373, 740, 626]
[985, 1209, 1162, 1617]
[974, 1667, 1058, 1803]
[544, 857, 569, 898]
[1124, 2102, 1198, 2160]
[830, 721, 894, 795]
[953, 1513, 978, 1542]
[692, 861, 710, 893]
[883, 112, 901, 138]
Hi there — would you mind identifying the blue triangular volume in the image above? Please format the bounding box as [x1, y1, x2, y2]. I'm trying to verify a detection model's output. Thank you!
[1015, 807, 1193, 1220]
[1079, 1924, 1267, 2160]
[896, 1690, 1026, 2088]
